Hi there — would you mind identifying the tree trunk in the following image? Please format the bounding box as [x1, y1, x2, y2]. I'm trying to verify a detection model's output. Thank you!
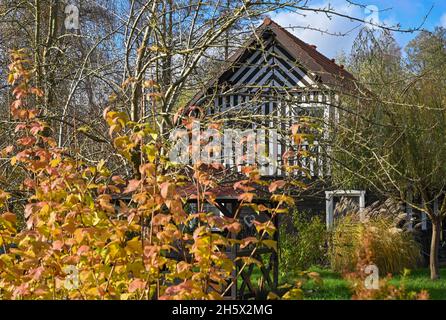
[430, 216, 441, 280]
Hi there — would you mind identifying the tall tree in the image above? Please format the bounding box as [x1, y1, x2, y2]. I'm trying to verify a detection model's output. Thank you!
[331, 28, 446, 280]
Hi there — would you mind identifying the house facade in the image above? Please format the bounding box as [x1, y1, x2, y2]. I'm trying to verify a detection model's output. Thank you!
[187, 18, 361, 219]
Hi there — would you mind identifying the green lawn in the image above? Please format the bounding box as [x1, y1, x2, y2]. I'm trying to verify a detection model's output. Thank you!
[280, 266, 446, 300]
[389, 268, 446, 300]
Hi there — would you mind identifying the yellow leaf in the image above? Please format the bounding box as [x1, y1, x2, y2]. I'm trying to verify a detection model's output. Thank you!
[77, 125, 90, 133]
[270, 194, 295, 206]
[144, 144, 156, 163]
[97, 159, 106, 172]
[8, 73, 14, 84]
[236, 256, 262, 267]
[125, 237, 141, 254]
[267, 292, 280, 300]
[261, 240, 277, 251]
[108, 242, 121, 259]
[120, 293, 131, 300]
[74, 228, 84, 244]
[49, 158, 61, 167]
[282, 288, 303, 300]
[87, 287, 99, 296]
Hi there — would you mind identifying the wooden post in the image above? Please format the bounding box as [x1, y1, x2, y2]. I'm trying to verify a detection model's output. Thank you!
[325, 192, 334, 229]
[272, 212, 279, 290]
[359, 191, 366, 222]
[214, 200, 238, 299]
[230, 201, 238, 299]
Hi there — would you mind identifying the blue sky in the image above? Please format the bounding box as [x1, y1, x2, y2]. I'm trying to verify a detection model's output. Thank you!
[271, 0, 446, 58]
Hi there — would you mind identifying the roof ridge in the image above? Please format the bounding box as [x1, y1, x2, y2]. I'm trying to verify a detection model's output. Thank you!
[187, 18, 356, 106]
[265, 18, 353, 78]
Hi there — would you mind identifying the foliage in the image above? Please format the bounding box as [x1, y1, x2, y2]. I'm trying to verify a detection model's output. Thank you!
[349, 28, 403, 94]
[0, 51, 291, 300]
[406, 27, 446, 74]
[332, 25, 446, 280]
[330, 206, 428, 300]
[269, 270, 323, 300]
[347, 269, 429, 300]
[388, 268, 446, 300]
[296, 266, 352, 300]
[343, 229, 428, 300]
[330, 214, 420, 276]
[279, 210, 327, 275]
[282, 267, 446, 300]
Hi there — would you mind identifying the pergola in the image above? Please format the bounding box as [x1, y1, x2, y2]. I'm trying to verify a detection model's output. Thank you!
[178, 183, 279, 299]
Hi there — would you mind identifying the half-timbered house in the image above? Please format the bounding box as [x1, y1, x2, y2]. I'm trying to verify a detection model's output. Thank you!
[176, 18, 359, 299]
[186, 18, 359, 218]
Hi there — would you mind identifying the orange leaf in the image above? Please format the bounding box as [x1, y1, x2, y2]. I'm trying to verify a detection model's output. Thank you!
[268, 180, 286, 193]
[225, 221, 242, 234]
[160, 182, 175, 199]
[123, 179, 140, 194]
[17, 136, 36, 147]
[238, 193, 254, 202]
[10, 99, 22, 110]
[291, 123, 300, 135]
[102, 106, 111, 120]
[129, 279, 146, 293]
[240, 237, 258, 249]
[15, 124, 27, 132]
[152, 214, 171, 225]
[233, 180, 254, 192]
[2, 212, 16, 223]
[77, 245, 90, 256]
[1, 145, 14, 156]
[112, 175, 126, 185]
[52, 240, 64, 251]
[30, 87, 44, 97]
[29, 122, 45, 135]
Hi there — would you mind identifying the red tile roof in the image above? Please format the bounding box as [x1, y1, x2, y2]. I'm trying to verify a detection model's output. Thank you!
[264, 18, 354, 82]
[177, 181, 271, 201]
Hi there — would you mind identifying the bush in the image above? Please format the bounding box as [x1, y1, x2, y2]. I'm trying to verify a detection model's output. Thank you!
[330, 214, 421, 275]
[0, 53, 289, 300]
[347, 269, 429, 300]
[279, 211, 327, 276]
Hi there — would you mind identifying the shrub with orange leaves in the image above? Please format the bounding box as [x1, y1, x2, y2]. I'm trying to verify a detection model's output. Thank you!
[0, 51, 289, 300]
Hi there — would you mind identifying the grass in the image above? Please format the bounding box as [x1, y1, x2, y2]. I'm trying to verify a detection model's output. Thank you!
[280, 266, 351, 300]
[388, 268, 446, 300]
[279, 266, 446, 300]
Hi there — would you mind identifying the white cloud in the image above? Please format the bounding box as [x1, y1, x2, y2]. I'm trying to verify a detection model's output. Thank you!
[271, 0, 371, 58]
[440, 13, 446, 28]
